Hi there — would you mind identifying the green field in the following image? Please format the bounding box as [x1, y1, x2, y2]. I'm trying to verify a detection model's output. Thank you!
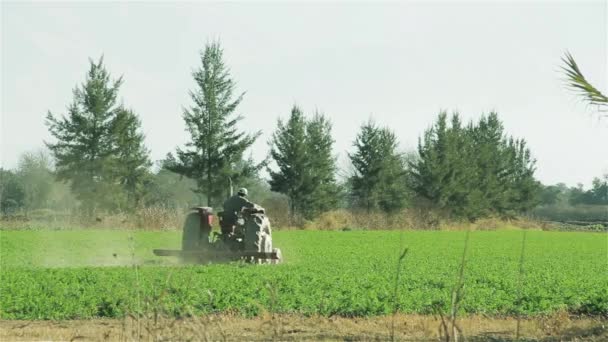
[1, 229, 606, 320]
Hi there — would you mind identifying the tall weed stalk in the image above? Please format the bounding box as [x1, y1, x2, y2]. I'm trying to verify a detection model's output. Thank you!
[437, 230, 470, 342]
[516, 230, 527, 340]
[128, 234, 142, 339]
[390, 247, 409, 342]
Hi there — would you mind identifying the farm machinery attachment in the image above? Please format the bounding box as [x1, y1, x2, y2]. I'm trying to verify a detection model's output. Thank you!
[153, 206, 282, 264]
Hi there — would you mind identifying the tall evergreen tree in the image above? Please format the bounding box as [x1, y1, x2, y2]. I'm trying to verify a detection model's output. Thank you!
[302, 113, 340, 216]
[268, 106, 338, 220]
[412, 113, 478, 217]
[45, 57, 150, 212]
[439, 114, 476, 217]
[501, 138, 540, 213]
[111, 108, 152, 208]
[268, 106, 309, 218]
[467, 112, 507, 216]
[165, 42, 260, 207]
[349, 120, 408, 213]
[409, 111, 539, 220]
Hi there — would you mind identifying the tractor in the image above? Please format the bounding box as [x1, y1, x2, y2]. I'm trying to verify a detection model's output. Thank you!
[153, 205, 282, 264]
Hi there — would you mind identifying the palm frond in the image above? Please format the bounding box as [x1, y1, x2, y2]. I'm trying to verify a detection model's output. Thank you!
[561, 52, 608, 111]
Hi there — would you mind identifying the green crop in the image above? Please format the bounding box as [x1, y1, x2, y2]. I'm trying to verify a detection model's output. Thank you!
[1, 230, 606, 319]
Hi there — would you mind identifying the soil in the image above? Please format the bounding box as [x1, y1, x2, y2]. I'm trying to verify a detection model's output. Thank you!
[1, 314, 607, 341]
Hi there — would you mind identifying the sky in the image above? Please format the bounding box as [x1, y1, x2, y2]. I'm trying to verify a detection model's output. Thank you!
[1, 1, 607, 188]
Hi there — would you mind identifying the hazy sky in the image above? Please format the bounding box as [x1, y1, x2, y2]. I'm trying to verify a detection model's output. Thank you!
[1, 1, 607, 187]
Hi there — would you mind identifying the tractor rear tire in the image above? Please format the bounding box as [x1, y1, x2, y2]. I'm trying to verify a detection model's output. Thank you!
[244, 213, 274, 263]
[181, 211, 209, 263]
[182, 212, 201, 251]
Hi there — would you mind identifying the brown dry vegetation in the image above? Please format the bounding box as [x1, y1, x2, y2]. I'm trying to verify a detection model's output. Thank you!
[1, 314, 606, 341]
[301, 209, 547, 231]
[0, 207, 549, 232]
[0, 207, 185, 231]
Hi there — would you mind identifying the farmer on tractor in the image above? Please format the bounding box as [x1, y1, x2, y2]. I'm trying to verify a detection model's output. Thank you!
[153, 186, 282, 264]
[221, 188, 255, 235]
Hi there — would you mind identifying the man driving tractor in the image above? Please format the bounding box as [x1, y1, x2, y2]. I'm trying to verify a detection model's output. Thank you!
[153, 186, 281, 263]
[221, 188, 255, 235]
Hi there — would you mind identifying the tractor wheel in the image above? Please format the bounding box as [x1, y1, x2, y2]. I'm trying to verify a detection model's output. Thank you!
[244, 214, 274, 263]
[248, 233, 273, 264]
[181, 212, 201, 251]
[181, 212, 208, 263]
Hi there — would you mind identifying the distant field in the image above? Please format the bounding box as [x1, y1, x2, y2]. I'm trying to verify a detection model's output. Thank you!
[1, 229, 606, 320]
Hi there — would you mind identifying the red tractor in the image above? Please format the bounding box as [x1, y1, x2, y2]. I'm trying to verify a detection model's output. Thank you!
[153, 206, 282, 264]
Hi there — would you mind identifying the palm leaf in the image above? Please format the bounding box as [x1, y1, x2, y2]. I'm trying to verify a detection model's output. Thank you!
[561, 52, 608, 111]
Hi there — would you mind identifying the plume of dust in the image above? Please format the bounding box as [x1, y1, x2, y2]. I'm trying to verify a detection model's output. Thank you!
[34, 231, 178, 268]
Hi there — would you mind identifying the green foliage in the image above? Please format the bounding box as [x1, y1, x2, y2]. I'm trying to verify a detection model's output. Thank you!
[143, 169, 201, 208]
[409, 113, 471, 215]
[348, 120, 409, 213]
[1, 230, 606, 319]
[588, 176, 607, 203]
[538, 183, 570, 206]
[111, 109, 153, 209]
[16, 151, 54, 211]
[536, 180, 608, 225]
[268, 106, 308, 217]
[45, 57, 151, 213]
[569, 175, 608, 205]
[2, 151, 79, 215]
[0, 169, 25, 215]
[409, 111, 540, 220]
[562, 52, 608, 110]
[164, 42, 261, 207]
[302, 113, 341, 216]
[268, 106, 339, 220]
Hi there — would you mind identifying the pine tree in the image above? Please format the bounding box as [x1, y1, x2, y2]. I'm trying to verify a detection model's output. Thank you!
[440, 114, 476, 217]
[45, 57, 150, 212]
[302, 113, 340, 216]
[502, 138, 540, 213]
[467, 112, 515, 216]
[409, 111, 539, 220]
[375, 128, 410, 212]
[268, 106, 309, 218]
[410, 112, 466, 209]
[111, 108, 152, 208]
[165, 42, 260, 207]
[268, 106, 339, 220]
[349, 120, 408, 213]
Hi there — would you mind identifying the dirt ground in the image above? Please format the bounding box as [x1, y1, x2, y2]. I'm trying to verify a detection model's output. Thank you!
[1, 314, 607, 341]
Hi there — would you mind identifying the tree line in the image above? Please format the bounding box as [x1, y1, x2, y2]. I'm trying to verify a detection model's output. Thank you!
[2, 41, 580, 223]
[539, 177, 608, 207]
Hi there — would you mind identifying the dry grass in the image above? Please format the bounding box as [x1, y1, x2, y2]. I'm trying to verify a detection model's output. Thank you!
[301, 209, 545, 231]
[302, 209, 437, 230]
[0, 207, 185, 230]
[1, 206, 550, 232]
[437, 217, 544, 231]
[1, 314, 606, 341]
